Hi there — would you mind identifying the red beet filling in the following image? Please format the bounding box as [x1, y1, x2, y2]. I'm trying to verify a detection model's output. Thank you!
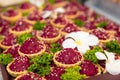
[40, 25, 59, 38]
[9, 56, 30, 72]
[1, 34, 17, 46]
[28, 10, 43, 21]
[57, 36, 65, 45]
[45, 67, 65, 80]
[91, 29, 110, 40]
[84, 21, 96, 30]
[0, 25, 10, 36]
[66, 10, 77, 15]
[12, 19, 30, 31]
[0, 18, 10, 26]
[55, 48, 82, 64]
[80, 60, 98, 76]
[62, 23, 79, 33]
[20, 2, 32, 9]
[54, 17, 67, 25]
[3, 9, 18, 17]
[20, 38, 44, 54]
[17, 72, 43, 80]
[77, 15, 87, 21]
[5, 45, 20, 58]
[105, 22, 119, 31]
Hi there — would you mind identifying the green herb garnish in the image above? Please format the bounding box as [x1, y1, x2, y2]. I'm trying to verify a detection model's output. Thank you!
[96, 21, 107, 28]
[17, 33, 33, 44]
[84, 46, 103, 63]
[0, 35, 3, 40]
[50, 43, 62, 53]
[49, 0, 55, 4]
[60, 66, 86, 80]
[10, 22, 15, 27]
[33, 21, 45, 30]
[1, 8, 7, 12]
[74, 19, 84, 27]
[105, 40, 120, 55]
[22, 12, 29, 16]
[37, 65, 51, 76]
[0, 54, 13, 65]
[27, 53, 53, 76]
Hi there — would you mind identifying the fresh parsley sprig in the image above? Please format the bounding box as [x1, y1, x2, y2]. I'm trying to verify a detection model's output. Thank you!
[74, 19, 84, 27]
[96, 21, 107, 28]
[22, 12, 29, 16]
[10, 22, 15, 27]
[105, 40, 120, 55]
[27, 53, 53, 76]
[0, 35, 3, 40]
[48, 0, 55, 4]
[0, 53, 13, 65]
[33, 21, 46, 30]
[60, 66, 86, 80]
[17, 33, 33, 45]
[50, 43, 62, 53]
[1, 8, 7, 12]
[84, 46, 103, 63]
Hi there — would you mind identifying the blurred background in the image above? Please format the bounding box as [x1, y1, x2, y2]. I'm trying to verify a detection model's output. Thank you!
[0, 0, 120, 24]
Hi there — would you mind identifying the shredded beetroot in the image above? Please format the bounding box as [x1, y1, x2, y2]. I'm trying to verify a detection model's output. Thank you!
[62, 23, 79, 33]
[40, 25, 59, 38]
[20, 2, 32, 9]
[45, 67, 65, 80]
[10, 56, 30, 72]
[56, 48, 82, 64]
[1, 34, 17, 46]
[12, 19, 30, 31]
[28, 10, 43, 21]
[91, 29, 110, 40]
[80, 60, 98, 76]
[54, 17, 66, 25]
[20, 38, 44, 54]
[5, 45, 20, 58]
[3, 9, 18, 17]
[17, 72, 43, 80]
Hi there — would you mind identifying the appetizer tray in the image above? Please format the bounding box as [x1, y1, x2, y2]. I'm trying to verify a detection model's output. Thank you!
[1, 0, 120, 80]
[85, 0, 120, 25]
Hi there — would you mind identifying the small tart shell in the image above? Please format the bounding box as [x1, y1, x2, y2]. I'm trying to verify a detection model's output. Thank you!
[97, 64, 107, 74]
[61, 31, 68, 36]
[53, 1, 69, 8]
[92, 64, 101, 76]
[19, 6, 36, 13]
[50, 19, 66, 28]
[6, 60, 27, 77]
[53, 51, 84, 68]
[90, 29, 114, 43]
[18, 43, 46, 58]
[107, 30, 116, 35]
[96, 65, 101, 76]
[37, 31, 61, 43]
[99, 32, 113, 43]
[24, 17, 45, 25]
[9, 26, 33, 36]
[61, 28, 80, 36]
[0, 27, 2, 32]
[66, 12, 82, 19]
[1, 11, 22, 22]
[0, 40, 11, 49]
[85, 64, 101, 78]
[15, 72, 46, 80]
